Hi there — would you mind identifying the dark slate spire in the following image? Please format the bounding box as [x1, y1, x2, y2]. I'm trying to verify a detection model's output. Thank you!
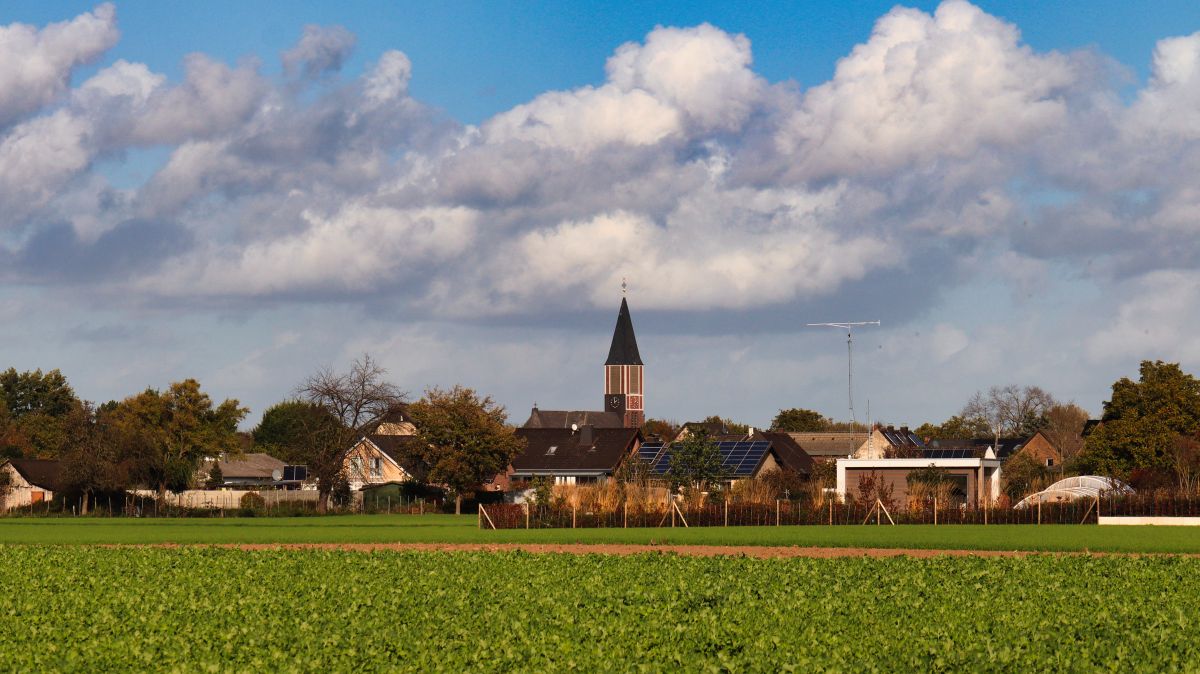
[605, 297, 643, 365]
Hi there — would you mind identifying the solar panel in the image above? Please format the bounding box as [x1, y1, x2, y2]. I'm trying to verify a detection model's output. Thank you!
[646, 440, 772, 477]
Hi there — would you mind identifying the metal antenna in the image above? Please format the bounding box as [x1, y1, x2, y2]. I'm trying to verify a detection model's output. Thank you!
[807, 321, 880, 424]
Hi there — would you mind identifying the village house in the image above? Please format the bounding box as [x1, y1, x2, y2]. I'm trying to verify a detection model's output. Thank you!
[640, 432, 813, 486]
[0, 458, 62, 510]
[835, 446, 1004, 507]
[343, 406, 427, 491]
[201, 453, 308, 489]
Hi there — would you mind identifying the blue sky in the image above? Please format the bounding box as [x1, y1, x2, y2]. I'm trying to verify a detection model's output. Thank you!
[2, 1, 1200, 430]
[8, 0, 1199, 123]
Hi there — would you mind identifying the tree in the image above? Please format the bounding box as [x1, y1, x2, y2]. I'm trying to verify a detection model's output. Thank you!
[296, 354, 404, 513]
[1041, 403, 1089, 467]
[60, 403, 128, 514]
[0, 368, 81, 458]
[1081, 361, 1200, 477]
[666, 430, 725, 496]
[407, 385, 525, 515]
[771, 408, 829, 432]
[109, 379, 247, 501]
[962, 386, 1056, 458]
[1001, 453, 1050, 501]
[641, 418, 678, 441]
[914, 415, 991, 441]
[698, 415, 749, 435]
[252, 400, 341, 463]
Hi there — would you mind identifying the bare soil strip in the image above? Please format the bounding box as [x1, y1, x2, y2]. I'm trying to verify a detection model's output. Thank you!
[129, 542, 1101, 558]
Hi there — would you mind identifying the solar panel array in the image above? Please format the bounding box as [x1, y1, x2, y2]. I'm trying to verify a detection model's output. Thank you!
[920, 448, 978, 459]
[637, 442, 664, 463]
[650, 441, 771, 477]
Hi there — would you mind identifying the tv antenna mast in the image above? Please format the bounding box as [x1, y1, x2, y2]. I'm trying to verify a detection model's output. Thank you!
[807, 321, 880, 425]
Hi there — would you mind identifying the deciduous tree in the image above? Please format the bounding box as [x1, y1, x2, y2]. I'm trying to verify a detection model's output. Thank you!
[296, 354, 404, 513]
[771, 408, 829, 432]
[1082, 360, 1200, 477]
[666, 430, 725, 496]
[407, 385, 525, 515]
[110, 379, 247, 501]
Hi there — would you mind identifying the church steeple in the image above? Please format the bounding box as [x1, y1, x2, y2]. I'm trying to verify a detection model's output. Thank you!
[603, 295, 644, 427]
[605, 297, 643, 366]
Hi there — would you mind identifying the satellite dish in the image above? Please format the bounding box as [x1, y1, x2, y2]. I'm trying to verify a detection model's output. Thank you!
[271, 469, 283, 481]
[571, 423, 579, 432]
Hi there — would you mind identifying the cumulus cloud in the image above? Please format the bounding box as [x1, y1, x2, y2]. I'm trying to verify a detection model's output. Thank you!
[0, 3, 118, 128]
[283, 25, 357, 80]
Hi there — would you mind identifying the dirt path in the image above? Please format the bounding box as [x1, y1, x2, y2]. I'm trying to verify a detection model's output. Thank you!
[155, 542, 1060, 558]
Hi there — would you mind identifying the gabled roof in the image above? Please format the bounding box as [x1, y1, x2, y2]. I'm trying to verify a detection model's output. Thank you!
[5, 459, 62, 490]
[786, 432, 868, 459]
[522, 408, 625, 429]
[605, 297, 643, 366]
[360, 434, 429, 482]
[756, 431, 815, 476]
[512, 427, 640, 473]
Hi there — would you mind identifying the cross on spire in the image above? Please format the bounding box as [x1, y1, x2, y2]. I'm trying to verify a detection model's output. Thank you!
[621, 277, 627, 296]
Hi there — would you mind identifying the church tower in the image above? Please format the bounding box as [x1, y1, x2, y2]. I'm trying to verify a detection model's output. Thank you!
[604, 296, 644, 428]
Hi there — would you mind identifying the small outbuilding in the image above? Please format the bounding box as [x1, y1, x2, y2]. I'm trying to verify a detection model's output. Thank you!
[0, 458, 62, 510]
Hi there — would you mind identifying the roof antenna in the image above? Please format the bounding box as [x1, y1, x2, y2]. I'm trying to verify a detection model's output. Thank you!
[807, 321, 880, 426]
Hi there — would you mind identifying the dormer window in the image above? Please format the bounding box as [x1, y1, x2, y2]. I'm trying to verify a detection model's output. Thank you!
[546, 446, 558, 456]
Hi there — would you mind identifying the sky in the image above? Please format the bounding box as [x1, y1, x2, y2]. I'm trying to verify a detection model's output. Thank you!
[2, 1, 1200, 430]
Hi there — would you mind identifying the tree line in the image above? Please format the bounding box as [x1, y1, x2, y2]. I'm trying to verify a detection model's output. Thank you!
[0, 356, 524, 514]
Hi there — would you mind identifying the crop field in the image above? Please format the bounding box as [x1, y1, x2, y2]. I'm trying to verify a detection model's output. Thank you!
[6, 515, 1200, 552]
[1, 546, 1198, 671]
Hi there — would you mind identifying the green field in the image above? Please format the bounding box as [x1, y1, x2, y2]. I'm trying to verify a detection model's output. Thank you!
[1, 546, 1197, 671]
[5, 514, 1200, 552]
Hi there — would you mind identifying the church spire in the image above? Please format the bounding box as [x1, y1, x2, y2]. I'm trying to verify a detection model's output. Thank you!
[605, 296, 643, 366]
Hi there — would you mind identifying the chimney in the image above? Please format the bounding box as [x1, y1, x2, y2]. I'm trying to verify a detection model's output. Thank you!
[579, 424, 595, 448]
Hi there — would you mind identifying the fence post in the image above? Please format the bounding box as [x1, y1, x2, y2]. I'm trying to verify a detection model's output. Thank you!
[776, 499, 780, 526]
[1037, 498, 1042, 525]
[933, 497, 938, 526]
[525, 503, 530, 529]
[572, 505, 576, 529]
[623, 500, 627, 528]
[724, 499, 729, 527]
[828, 497, 833, 525]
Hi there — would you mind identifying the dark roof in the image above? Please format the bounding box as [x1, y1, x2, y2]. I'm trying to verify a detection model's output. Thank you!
[511, 427, 640, 473]
[757, 431, 815, 476]
[650, 440, 771, 478]
[924, 437, 1026, 459]
[876, 425, 924, 448]
[5, 459, 62, 490]
[605, 297, 643, 366]
[522, 408, 625, 429]
[365, 434, 429, 481]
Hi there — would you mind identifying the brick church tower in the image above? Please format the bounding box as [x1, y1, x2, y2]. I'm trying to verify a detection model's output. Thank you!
[603, 297, 644, 428]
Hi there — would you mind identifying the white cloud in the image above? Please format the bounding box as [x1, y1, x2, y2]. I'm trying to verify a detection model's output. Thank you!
[0, 3, 118, 128]
[282, 25, 357, 80]
[780, 0, 1075, 178]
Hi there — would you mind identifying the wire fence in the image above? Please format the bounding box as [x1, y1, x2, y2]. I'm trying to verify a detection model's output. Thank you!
[479, 492, 1200, 529]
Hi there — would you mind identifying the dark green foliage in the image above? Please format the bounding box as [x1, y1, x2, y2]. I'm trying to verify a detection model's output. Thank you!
[667, 431, 726, 493]
[771, 408, 829, 432]
[252, 400, 341, 463]
[1082, 360, 1200, 476]
[698, 415, 749, 435]
[1001, 453, 1050, 500]
[4, 548, 1200, 670]
[407, 385, 525, 514]
[914, 415, 992, 441]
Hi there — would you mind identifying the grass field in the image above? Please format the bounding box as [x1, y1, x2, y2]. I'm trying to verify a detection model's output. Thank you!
[5, 514, 1200, 552]
[2, 546, 1197, 670]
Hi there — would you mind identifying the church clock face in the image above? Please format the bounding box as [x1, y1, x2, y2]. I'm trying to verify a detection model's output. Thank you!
[606, 394, 624, 410]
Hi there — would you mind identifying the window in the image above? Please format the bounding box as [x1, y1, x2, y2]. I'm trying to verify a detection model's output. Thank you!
[350, 456, 363, 475]
[370, 457, 383, 477]
[546, 445, 558, 456]
[1046, 458, 1055, 467]
[629, 366, 642, 394]
[606, 366, 622, 394]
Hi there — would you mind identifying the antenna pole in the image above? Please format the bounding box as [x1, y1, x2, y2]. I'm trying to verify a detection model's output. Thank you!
[807, 321, 881, 425]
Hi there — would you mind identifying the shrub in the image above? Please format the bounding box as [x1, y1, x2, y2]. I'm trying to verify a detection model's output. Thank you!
[239, 492, 266, 510]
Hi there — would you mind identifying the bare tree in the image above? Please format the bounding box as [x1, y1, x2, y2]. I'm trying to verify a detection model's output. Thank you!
[297, 354, 405, 513]
[1041, 403, 1089, 467]
[962, 385, 1057, 452]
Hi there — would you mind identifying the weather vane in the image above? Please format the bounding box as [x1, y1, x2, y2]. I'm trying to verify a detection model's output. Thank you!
[621, 277, 627, 296]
